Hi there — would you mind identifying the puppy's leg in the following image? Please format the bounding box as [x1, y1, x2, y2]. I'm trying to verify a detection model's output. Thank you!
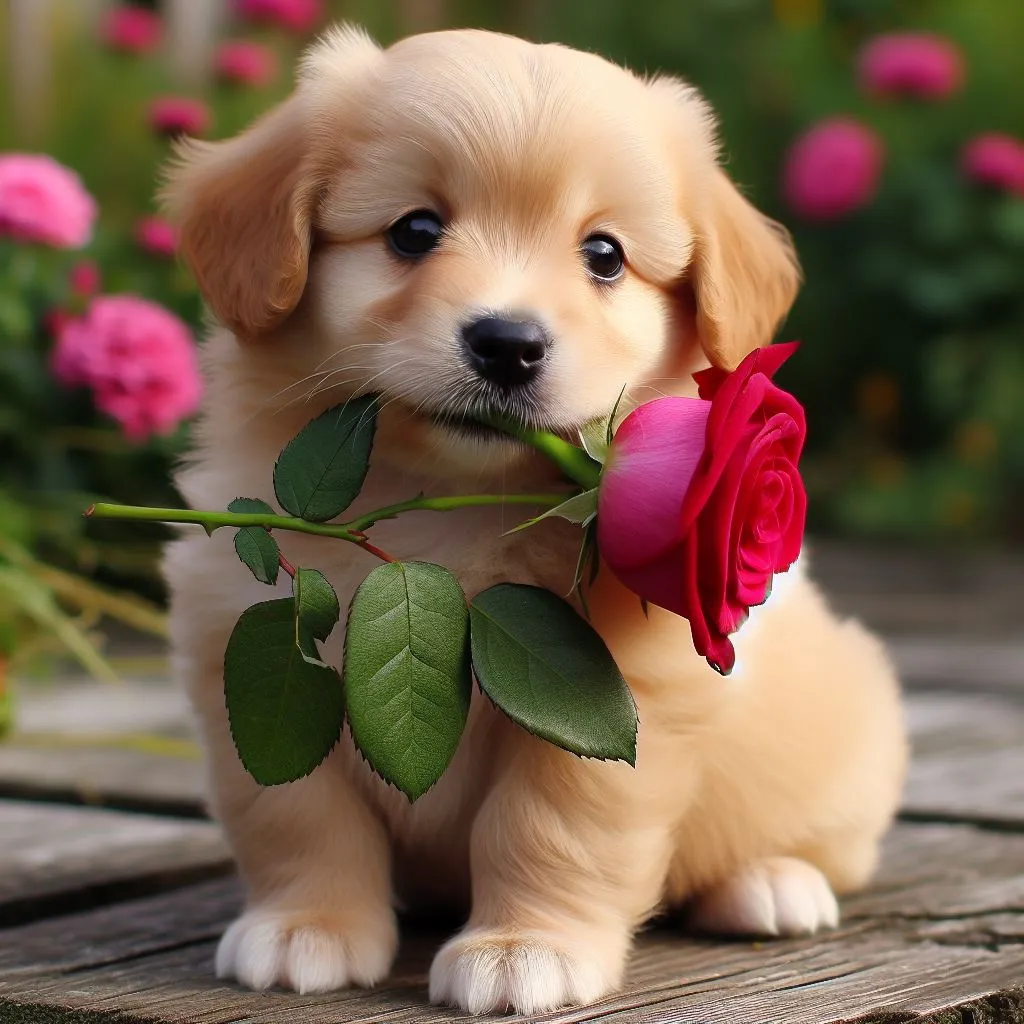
[211, 759, 398, 994]
[173, 601, 397, 995]
[429, 740, 674, 1015]
[688, 856, 838, 937]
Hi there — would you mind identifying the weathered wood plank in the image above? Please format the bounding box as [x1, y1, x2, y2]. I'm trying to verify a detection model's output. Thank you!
[0, 681, 206, 815]
[903, 693, 1024, 827]
[0, 801, 229, 927]
[812, 540, 1024, 638]
[1, 823, 1022, 1024]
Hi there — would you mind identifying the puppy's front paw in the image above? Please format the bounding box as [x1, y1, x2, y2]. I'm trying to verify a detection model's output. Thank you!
[429, 927, 615, 1014]
[688, 856, 839, 938]
[216, 906, 398, 994]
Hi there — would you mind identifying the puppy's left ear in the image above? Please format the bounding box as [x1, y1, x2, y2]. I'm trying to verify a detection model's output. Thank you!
[650, 77, 801, 370]
[691, 168, 802, 370]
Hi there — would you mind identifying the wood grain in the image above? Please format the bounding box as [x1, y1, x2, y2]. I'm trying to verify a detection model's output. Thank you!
[0, 801, 229, 927]
[1, 823, 1023, 1024]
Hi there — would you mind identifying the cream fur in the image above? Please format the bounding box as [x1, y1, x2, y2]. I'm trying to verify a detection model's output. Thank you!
[163, 25, 906, 1015]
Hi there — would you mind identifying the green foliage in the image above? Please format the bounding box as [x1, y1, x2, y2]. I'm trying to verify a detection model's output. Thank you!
[273, 398, 378, 522]
[215, 403, 637, 797]
[344, 561, 471, 800]
[293, 567, 339, 667]
[469, 584, 637, 764]
[223, 597, 344, 785]
[233, 528, 280, 585]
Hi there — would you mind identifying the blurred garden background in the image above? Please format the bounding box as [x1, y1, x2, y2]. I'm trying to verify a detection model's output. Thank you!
[0, 0, 1022, 689]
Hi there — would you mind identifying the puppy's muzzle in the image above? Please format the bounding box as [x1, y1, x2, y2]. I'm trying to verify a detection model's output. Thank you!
[461, 315, 551, 389]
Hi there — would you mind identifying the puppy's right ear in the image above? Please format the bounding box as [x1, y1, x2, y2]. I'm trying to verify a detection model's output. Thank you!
[162, 25, 381, 338]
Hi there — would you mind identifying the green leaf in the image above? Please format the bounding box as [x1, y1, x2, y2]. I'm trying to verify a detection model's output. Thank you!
[228, 497, 274, 515]
[578, 420, 609, 464]
[233, 528, 280, 585]
[293, 567, 340, 666]
[224, 598, 344, 785]
[344, 561, 471, 800]
[470, 584, 636, 764]
[506, 488, 598, 535]
[273, 397, 378, 522]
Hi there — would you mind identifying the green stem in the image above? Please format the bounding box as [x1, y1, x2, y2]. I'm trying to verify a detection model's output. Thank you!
[86, 492, 568, 543]
[484, 420, 602, 489]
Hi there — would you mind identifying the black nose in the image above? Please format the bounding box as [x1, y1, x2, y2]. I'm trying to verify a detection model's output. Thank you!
[462, 315, 550, 388]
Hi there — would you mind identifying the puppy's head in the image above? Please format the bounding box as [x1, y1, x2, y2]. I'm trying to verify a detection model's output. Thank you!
[165, 26, 799, 472]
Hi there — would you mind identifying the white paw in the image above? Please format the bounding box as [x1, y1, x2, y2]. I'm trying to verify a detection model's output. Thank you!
[429, 928, 613, 1014]
[215, 906, 398, 994]
[688, 857, 839, 937]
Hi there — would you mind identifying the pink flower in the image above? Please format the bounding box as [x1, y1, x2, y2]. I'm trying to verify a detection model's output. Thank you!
[100, 5, 162, 54]
[234, 0, 322, 33]
[858, 32, 964, 100]
[597, 344, 807, 674]
[51, 295, 202, 441]
[69, 260, 100, 298]
[782, 119, 883, 221]
[148, 97, 211, 138]
[0, 153, 97, 248]
[961, 133, 1024, 196]
[135, 215, 178, 256]
[215, 40, 277, 86]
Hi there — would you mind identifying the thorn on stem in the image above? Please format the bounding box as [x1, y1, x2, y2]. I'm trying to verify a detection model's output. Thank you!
[278, 551, 298, 578]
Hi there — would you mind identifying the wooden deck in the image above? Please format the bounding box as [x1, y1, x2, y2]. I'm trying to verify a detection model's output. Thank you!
[1, 542, 1022, 1023]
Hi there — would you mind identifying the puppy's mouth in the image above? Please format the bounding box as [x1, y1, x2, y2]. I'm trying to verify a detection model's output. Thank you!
[423, 400, 577, 443]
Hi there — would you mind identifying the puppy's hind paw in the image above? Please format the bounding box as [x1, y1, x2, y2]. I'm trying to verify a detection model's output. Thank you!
[688, 856, 839, 938]
[429, 927, 615, 1014]
[216, 906, 398, 994]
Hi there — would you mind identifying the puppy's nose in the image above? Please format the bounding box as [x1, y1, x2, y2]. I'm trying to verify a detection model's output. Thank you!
[462, 315, 550, 388]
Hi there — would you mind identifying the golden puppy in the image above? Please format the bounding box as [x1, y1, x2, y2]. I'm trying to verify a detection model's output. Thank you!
[163, 25, 906, 1015]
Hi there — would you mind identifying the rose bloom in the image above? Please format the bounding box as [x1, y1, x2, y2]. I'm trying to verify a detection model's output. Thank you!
[597, 343, 807, 674]
[858, 32, 964, 100]
[960, 133, 1024, 197]
[135, 215, 178, 256]
[69, 260, 100, 298]
[215, 40, 278, 86]
[782, 119, 883, 221]
[0, 153, 97, 249]
[148, 97, 211, 138]
[51, 295, 202, 441]
[234, 0, 322, 33]
[101, 5, 162, 54]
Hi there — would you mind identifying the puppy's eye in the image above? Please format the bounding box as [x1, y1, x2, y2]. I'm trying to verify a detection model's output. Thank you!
[581, 234, 625, 283]
[386, 210, 444, 258]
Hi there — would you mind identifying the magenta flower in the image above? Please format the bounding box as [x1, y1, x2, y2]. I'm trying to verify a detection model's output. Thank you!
[782, 119, 883, 221]
[961, 133, 1024, 197]
[51, 295, 202, 442]
[100, 5, 162, 54]
[234, 0, 322, 33]
[148, 97, 211, 138]
[215, 40, 278, 86]
[69, 260, 100, 298]
[597, 344, 807, 674]
[858, 32, 964, 100]
[0, 153, 97, 249]
[135, 215, 178, 257]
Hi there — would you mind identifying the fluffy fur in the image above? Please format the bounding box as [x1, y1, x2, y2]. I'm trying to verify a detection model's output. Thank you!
[163, 26, 907, 1015]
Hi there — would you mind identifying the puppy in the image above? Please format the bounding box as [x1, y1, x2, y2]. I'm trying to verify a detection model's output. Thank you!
[163, 25, 906, 1015]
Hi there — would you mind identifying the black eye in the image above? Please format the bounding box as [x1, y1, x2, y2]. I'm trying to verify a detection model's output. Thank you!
[386, 209, 444, 258]
[581, 234, 625, 282]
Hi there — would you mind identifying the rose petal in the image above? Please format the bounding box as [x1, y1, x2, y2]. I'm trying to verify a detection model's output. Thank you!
[598, 397, 711, 571]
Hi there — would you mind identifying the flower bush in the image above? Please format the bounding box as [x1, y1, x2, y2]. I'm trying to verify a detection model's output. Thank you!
[0, 154, 97, 248]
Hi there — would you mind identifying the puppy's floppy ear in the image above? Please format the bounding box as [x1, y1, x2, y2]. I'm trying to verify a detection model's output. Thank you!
[161, 25, 381, 338]
[691, 169, 802, 369]
[649, 76, 801, 370]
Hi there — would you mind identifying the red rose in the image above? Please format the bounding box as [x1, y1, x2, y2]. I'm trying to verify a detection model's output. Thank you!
[597, 343, 807, 673]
